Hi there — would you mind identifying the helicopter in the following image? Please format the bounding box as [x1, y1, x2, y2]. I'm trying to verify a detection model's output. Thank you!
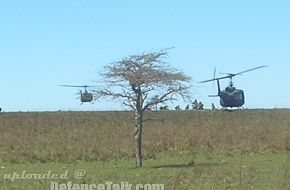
[199, 66, 267, 108]
[59, 85, 94, 104]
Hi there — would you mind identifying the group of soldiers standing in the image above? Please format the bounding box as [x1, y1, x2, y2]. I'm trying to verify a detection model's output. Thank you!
[150, 100, 216, 111]
[191, 99, 204, 110]
[167, 99, 206, 111]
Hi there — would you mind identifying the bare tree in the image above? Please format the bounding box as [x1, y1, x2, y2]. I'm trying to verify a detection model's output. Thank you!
[95, 49, 192, 167]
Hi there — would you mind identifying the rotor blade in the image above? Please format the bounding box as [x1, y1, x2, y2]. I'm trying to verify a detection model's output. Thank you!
[59, 85, 94, 88]
[200, 65, 267, 83]
[212, 67, 216, 88]
[220, 72, 233, 75]
[199, 78, 216, 83]
[199, 75, 232, 83]
[220, 66, 268, 76]
[208, 95, 219, 97]
[59, 85, 84, 88]
[235, 65, 268, 75]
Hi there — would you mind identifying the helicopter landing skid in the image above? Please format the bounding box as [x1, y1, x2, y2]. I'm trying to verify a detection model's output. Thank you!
[80, 102, 94, 105]
[221, 107, 245, 111]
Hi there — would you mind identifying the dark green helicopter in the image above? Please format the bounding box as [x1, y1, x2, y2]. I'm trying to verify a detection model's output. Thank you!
[59, 85, 94, 104]
[200, 66, 267, 108]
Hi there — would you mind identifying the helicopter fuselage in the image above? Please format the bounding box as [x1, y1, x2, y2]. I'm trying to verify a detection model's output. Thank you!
[80, 90, 93, 103]
[218, 87, 244, 107]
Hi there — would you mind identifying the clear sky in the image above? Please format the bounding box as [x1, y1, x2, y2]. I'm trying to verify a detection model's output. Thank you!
[0, 0, 289, 112]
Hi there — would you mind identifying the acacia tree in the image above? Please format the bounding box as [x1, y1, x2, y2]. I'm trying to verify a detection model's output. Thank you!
[95, 49, 191, 167]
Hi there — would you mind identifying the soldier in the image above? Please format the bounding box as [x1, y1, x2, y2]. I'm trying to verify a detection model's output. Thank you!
[160, 106, 169, 110]
[192, 99, 198, 110]
[175, 105, 181, 110]
[211, 103, 216, 110]
[145, 106, 152, 111]
[197, 102, 204, 110]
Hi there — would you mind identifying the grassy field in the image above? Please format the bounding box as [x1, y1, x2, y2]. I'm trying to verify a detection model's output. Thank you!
[0, 109, 290, 189]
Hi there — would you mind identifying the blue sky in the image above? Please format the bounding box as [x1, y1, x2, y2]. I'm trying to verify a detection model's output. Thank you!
[0, 0, 289, 111]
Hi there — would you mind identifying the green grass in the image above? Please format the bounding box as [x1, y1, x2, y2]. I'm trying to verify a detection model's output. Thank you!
[0, 151, 290, 189]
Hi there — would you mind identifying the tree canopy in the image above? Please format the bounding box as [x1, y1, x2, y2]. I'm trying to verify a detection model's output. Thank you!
[96, 49, 192, 111]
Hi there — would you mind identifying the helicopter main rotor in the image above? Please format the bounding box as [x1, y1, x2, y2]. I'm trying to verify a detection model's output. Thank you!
[199, 65, 268, 83]
[59, 85, 94, 88]
[59, 85, 95, 91]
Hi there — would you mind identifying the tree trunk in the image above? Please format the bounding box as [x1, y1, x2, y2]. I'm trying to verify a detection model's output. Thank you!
[134, 110, 143, 167]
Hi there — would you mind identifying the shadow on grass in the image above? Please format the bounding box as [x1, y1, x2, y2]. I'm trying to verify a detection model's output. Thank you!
[151, 162, 225, 169]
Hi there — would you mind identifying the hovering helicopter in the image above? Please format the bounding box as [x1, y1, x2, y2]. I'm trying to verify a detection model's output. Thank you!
[59, 85, 94, 104]
[199, 66, 267, 108]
